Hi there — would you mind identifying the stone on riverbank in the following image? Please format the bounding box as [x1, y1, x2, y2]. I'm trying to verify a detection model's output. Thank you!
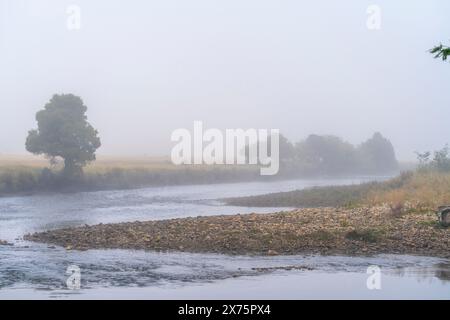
[0, 240, 12, 246]
[24, 206, 450, 257]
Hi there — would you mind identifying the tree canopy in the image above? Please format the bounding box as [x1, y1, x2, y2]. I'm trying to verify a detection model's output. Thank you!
[26, 94, 101, 177]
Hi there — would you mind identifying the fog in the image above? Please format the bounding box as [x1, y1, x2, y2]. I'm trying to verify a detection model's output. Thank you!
[0, 0, 449, 161]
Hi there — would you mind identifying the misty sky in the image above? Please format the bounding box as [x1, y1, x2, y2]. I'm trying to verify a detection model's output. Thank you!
[0, 0, 449, 160]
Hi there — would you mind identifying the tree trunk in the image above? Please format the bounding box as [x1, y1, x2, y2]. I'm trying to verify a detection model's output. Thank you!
[63, 158, 83, 179]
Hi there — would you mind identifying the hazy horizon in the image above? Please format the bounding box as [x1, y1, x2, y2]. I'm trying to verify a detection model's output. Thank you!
[1, 0, 449, 161]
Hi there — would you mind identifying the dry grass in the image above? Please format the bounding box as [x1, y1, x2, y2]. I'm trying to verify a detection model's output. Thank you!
[366, 171, 450, 211]
[0, 154, 255, 173]
[225, 170, 450, 216]
[0, 155, 48, 166]
[0, 155, 174, 171]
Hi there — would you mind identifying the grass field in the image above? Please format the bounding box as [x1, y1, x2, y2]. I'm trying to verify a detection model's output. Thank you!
[0, 154, 172, 170]
[0, 154, 257, 171]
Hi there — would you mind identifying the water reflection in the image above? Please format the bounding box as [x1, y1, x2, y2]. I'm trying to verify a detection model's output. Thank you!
[387, 262, 450, 284]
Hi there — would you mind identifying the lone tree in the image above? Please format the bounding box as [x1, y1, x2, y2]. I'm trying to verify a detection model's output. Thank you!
[26, 94, 101, 177]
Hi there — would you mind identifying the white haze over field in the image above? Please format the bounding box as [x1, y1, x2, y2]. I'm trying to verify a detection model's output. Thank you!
[0, 0, 449, 161]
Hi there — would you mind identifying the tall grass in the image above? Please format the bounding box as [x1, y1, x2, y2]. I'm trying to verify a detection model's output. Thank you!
[0, 168, 41, 194]
[0, 156, 261, 195]
[225, 169, 450, 211]
[367, 171, 450, 210]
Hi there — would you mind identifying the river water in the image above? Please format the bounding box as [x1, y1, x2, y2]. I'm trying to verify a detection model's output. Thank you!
[0, 177, 449, 299]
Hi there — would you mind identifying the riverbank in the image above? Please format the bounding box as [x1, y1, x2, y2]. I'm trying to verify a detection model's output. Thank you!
[224, 171, 450, 212]
[24, 206, 450, 257]
[0, 155, 403, 197]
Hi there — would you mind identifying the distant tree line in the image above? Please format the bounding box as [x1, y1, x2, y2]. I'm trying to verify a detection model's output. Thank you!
[248, 132, 399, 177]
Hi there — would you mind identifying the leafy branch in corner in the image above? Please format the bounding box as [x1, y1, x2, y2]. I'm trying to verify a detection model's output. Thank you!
[430, 43, 450, 62]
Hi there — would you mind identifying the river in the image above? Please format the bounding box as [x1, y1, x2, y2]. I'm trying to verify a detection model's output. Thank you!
[0, 177, 449, 299]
